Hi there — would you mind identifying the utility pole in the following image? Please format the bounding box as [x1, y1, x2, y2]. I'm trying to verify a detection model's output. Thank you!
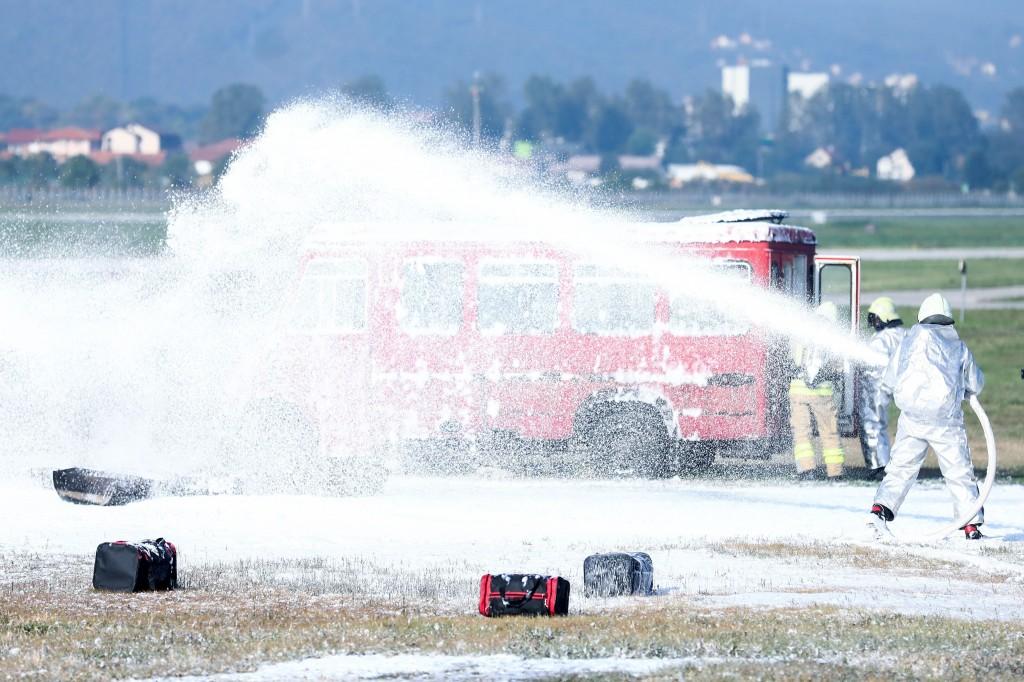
[958, 259, 968, 323]
[470, 71, 482, 148]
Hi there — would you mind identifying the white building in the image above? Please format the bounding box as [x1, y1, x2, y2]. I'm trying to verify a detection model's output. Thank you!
[804, 147, 833, 170]
[722, 60, 787, 133]
[102, 123, 181, 155]
[787, 72, 829, 100]
[666, 162, 754, 186]
[876, 148, 915, 182]
[6, 128, 100, 159]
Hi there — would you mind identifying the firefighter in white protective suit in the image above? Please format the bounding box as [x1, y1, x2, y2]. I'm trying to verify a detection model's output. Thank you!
[858, 297, 906, 479]
[868, 293, 986, 540]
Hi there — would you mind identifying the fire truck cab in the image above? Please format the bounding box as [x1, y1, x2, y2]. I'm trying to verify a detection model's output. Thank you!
[262, 209, 860, 477]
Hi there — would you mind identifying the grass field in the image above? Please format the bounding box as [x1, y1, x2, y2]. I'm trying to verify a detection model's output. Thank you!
[0, 212, 166, 257]
[815, 216, 1024, 249]
[862, 258, 1024, 292]
[2, 548, 1022, 680]
[863, 307, 1024, 475]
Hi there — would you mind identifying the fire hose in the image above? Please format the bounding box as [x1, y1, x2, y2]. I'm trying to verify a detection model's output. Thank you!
[922, 395, 997, 541]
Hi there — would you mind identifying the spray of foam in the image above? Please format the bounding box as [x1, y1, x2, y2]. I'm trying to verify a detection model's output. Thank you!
[0, 97, 883, 487]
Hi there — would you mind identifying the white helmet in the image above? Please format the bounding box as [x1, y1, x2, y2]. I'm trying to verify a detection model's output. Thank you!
[918, 293, 954, 324]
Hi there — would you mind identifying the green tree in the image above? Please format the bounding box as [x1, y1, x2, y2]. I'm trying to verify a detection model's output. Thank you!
[0, 94, 57, 130]
[20, 153, 59, 187]
[342, 75, 394, 110]
[623, 79, 677, 134]
[558, 78, 602, 143]
[515, 75, 564, 140]
[200, 83, 265, 143]
[905, 85, 980, 177]
[101, 156, 150, 188]
[160, 152, 194, 188]
[963, 148, 992, 189]
[442, 72, 510, 142]
[593, 104, 634, 154]
[1013, 166, 1024, 193]
[125, 97, 204, 140]
[625, 127, 658, 155]
[58, 155, 101, 188]
[982, 88, 1024, 188]
[67, 94, 123, 130]
[0, 157, 18, 184]
[688, 91, 760, 170]
[1002, 87, 1024, 133]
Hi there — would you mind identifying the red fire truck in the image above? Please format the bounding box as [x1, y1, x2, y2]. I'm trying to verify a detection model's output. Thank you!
[250, 210, 860, 479]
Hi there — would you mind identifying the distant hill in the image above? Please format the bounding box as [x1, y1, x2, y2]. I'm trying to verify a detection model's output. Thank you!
[0, 0, 1020, 112]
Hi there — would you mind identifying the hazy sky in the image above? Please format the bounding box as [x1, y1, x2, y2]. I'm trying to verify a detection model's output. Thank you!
[0, 1, 1019, 110]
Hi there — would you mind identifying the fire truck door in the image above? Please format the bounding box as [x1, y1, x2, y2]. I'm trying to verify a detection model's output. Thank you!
[814, 255, 861, 436]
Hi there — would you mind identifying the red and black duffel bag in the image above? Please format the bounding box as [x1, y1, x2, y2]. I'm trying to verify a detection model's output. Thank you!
[479, 573, 570, 617]
[93, 538, 178, 592]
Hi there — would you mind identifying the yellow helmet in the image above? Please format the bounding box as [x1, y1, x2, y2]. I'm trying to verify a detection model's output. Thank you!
[867, 296, 899, 324]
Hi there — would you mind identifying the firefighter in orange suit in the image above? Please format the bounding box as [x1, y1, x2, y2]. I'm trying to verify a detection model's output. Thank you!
[789, 302, 845, 480]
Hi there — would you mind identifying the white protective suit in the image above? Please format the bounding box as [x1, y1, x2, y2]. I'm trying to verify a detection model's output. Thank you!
[873, 323, 985, 523]
[858, 325, 906, 469]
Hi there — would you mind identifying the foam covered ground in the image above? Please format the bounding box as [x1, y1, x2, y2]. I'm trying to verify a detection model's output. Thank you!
[3, 475, 1023, 622]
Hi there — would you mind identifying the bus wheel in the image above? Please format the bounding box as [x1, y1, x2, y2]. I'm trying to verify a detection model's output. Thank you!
[587, 408, 671, 479]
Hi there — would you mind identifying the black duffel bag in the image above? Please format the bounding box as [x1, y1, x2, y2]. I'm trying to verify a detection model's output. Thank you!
[93, 538, 178, 592]
[583, 552, 653, 598]
[479, 573, 570, 617]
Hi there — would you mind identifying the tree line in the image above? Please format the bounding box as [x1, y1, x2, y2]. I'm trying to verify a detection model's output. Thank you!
[3, 75, 1024, 192]
[444, 74, 1024, 192]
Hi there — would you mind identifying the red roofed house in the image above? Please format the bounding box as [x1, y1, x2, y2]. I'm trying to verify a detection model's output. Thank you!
[4, 128, 44, 156]
[5, 127, 101, 159]
[188, 138, 242, 177]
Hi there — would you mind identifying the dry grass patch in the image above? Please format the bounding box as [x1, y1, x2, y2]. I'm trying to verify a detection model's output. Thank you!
[2, 554, 1024, 679]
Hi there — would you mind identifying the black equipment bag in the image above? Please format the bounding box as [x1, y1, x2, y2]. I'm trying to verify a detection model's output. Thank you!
[53, 468, 153, 506]
[93, 538, 178, 592]
[479, 573, 570, 617]
[583, 552, 653, 598]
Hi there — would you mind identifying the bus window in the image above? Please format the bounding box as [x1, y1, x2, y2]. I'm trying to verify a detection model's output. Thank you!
[669, 260, 752, 336]
[477, 261, 559, 335]
[573, 264, 656, 335]
[773, 254, 809, 302]
[398, 260, 464, 334]
[291, 259, 367, 332]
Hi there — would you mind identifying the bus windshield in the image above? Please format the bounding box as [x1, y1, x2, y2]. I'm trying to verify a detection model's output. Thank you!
[669, 260, 752, 336]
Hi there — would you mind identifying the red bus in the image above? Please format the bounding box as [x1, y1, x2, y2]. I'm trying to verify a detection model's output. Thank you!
[247, 210, 860, 479]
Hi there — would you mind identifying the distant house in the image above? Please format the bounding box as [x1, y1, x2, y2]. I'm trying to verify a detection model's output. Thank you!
[188, 138, 242, 178]
[102, 123, 182, 155]
[666, 162, 754, 187]
[548, 154, 601, 185]
[804, 147, 833, 170]
[876, 148, 915, 182]
[88, 150, 166, 167]
[5, 127, 100, 159]
[617, 155, 663, 174]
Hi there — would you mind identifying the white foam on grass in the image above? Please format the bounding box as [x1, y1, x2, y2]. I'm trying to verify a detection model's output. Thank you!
[3, 476, 1023, 621]
[154, 652, 706, 681]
